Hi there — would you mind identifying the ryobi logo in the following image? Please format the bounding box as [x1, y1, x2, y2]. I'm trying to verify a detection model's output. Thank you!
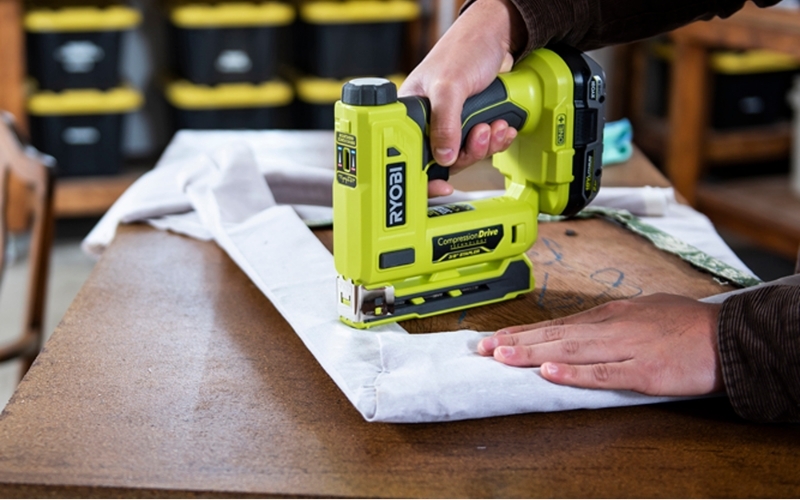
[386, 162, 406, 227]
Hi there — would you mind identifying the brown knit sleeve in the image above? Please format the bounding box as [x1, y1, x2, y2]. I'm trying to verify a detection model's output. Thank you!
[461, 0, 781, 56]
[718, 285, 800, 423]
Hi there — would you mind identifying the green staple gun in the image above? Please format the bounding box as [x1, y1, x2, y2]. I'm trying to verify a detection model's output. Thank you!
[333, 45, 605, 328]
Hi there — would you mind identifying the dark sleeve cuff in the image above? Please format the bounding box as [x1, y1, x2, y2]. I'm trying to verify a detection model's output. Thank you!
[459, 0, 589, 57]
[718, 285, 800, 423]
[460, 0, 780, 56]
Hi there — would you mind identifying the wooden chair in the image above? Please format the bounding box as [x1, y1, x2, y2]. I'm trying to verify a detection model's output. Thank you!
[0, 111, 55, 379]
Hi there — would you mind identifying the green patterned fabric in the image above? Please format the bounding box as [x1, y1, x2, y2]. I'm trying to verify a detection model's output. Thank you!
[539, 207, 763, 289]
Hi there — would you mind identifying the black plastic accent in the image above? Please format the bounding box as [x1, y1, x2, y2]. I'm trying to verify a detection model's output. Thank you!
[366, 259, 531, 322]
[342, 79, 397, 106]
[399, 96, 435, 175]
[461, 80, 526, 131]
[548, 44, 605, 217]
[574, 108, 598, 146]
[379, 248, 415, 269]
[387, 147, 401, 157]
[399, 79, 528, 183]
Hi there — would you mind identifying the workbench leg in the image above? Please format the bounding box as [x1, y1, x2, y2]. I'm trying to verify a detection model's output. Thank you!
[665, 40, 709, 206]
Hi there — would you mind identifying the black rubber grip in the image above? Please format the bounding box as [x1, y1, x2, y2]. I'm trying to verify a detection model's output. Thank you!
[400, 79, 528, 182]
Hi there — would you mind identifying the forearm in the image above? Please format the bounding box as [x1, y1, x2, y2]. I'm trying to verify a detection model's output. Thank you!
[718, 285, 800, 423]
[462, 0, 781, 56]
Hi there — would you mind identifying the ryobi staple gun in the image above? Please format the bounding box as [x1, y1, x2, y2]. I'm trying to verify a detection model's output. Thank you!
[333, 46, 605, 329]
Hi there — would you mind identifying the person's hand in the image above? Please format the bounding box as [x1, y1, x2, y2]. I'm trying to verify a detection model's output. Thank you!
[477, 294, 725, 396]
[398, 0, 526, 197]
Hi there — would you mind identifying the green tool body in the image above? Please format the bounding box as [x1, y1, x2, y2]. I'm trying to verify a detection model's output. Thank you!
[333, 46, 605, 328]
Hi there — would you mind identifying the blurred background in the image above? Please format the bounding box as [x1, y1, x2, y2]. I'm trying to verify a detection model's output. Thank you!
[1, 0, 800, 409]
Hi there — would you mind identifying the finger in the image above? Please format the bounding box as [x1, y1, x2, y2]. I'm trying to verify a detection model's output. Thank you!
[491, 337, 629, 367]
[479, 322, 568, 355]
[451, 121, 508, 172]
[449, 123, 491, 171]
[488, 121, 516, 156]
[429, 85, 467, 167]
[539, 361, 648, 393]
[427, 179, 454, 198]
[477, 322, 609, 356]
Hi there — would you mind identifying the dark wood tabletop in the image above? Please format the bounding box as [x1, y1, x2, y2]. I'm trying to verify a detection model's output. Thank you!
[0, 150, 798, 498]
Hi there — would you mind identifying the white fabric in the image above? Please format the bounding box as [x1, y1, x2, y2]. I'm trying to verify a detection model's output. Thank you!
[83, 131, 770, 423]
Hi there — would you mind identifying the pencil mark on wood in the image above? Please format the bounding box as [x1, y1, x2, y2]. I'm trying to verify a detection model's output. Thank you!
[590, 268, 643, 300]
[532, 238, 572, 269]
[537, 272, 585, 310]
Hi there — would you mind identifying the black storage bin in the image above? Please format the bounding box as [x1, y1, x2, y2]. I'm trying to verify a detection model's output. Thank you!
[27, 87, 143, 176]
[169, 2, 295, 85]
[24, 5, 141, 91]
[165, 79, 294, 129]
[296, 0, 419, 79]
[710, 52, 800, 129]
[648, 42, 800, 129]
[294, 74, 404, 129]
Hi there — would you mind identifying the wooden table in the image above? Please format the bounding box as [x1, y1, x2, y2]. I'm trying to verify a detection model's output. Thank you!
[0, 151, 798, 498]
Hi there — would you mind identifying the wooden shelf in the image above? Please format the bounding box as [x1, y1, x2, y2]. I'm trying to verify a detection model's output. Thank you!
[697, 175, 800, 259]
[633, 115, 793, 165]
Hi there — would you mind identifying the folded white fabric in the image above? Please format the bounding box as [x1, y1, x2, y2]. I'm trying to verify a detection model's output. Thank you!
[83, 133, 769, 422]
[163, 142, 771, 423]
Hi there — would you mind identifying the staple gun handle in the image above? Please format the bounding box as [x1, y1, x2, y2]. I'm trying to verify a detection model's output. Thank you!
[399, 78, 528, 182]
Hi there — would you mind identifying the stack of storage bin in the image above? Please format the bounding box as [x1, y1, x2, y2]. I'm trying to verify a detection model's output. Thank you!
[164, 1, 295, 129]
[25, 2, 143, 176]
[292, 0, 420, 129]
